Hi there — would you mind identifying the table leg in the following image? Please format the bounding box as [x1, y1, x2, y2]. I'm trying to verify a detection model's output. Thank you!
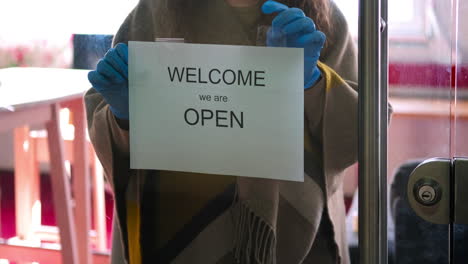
[69, 99, 92, 264]
[46, 103, 79, 264]
[92, 152, 107, 252]
[13, 126, 40, 241]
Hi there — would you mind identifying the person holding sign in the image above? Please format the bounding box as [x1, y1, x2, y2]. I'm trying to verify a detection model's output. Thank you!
[86, 0, 358, 263]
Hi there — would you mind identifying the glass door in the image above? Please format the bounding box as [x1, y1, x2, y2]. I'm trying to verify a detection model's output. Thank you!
[451, 0, 468, 262]
[387, 0, 468, 263]
[387, 0, 452, 263]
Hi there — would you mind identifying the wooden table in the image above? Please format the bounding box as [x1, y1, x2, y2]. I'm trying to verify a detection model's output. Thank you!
[0, 67, 109, 264]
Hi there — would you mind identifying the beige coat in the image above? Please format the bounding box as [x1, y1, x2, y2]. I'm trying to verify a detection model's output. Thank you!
[85, 1, 358, 263]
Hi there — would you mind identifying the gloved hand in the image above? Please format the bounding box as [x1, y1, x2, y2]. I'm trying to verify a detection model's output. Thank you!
[88, 43, 129, 120]
[261, 0, 326, 89]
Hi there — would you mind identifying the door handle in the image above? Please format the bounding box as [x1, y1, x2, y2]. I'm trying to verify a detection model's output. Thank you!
[407, 157, 468, 225]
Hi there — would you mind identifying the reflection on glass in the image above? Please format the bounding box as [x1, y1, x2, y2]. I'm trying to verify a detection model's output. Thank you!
[388, 0, 454, 263]
[454, 0, 468, 158]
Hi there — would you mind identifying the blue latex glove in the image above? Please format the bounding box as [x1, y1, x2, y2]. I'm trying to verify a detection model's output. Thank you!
[88, 43, 129, 120]
[261, 0, 326, 89]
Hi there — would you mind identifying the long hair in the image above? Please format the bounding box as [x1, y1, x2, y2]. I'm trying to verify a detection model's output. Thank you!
[291, 0, 332, 37]
[260, 0, 332, 38]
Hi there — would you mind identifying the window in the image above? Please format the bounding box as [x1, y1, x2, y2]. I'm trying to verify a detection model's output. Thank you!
[333, 0, 431, 40]
[0, 0, 138, 37]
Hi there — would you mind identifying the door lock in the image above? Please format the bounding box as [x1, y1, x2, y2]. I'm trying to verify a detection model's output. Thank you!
[413, 179, 442, 206]
[407, 158, 450, 225]
[408, 158, 468, 225]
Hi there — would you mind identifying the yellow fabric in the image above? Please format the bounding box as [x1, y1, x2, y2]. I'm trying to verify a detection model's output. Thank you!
[127, 200, 142, 264]
[317, 61, 346, 91]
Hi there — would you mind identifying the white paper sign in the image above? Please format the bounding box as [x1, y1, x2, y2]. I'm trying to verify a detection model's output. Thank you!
[129, 41, 304, 182]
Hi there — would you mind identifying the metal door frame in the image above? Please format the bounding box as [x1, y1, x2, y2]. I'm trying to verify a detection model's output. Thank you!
[358, 0, 388, 262]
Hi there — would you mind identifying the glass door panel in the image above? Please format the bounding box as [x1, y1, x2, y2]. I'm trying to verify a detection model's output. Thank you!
[452, 0, 468, 262]
[453, 0, 468, 158]
[388, 0, 454, 263]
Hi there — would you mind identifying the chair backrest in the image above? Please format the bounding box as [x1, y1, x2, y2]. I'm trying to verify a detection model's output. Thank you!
[390, 160, 468, 264]
[72, 34, 113, 70]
